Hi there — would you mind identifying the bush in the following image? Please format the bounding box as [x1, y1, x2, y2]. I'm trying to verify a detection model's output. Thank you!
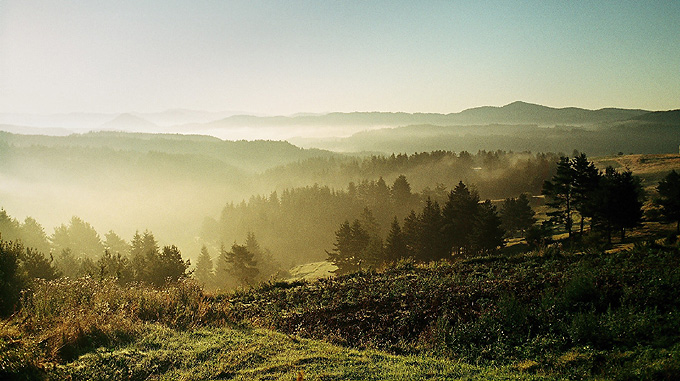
[0, 240, 26, 317]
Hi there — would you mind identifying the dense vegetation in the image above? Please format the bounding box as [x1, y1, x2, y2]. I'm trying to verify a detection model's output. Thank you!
[2, 243, 679, 379]
[2, 145, 680, 379]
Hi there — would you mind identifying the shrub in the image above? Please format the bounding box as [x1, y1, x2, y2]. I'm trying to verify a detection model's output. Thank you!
[0, 240, 26, 317]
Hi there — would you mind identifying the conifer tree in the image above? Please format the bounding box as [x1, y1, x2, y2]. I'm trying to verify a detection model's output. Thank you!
[19, 217, 50, 255]
[571, 153, 600, 236]
[402, 210, 421, 259]
[384, 217, 409, 262]
[327, 220, 372, 274]
[154, 245, 190, 285]
[542, 156, 575, 241]
[657, 170, 680, 233]
[591, 167, 644, 243]
[223, 243, 258, 286]
[471, 200, 505, 255]
[0, 209, 20, 242]
[418, 198, 447, 262]
[245, 232, 280, 281]
[195, 245, 214, 288]
[21, 247, 60, 281]
[97, 249, 133, 283]
[443, 181, 480, 257]
[104, 230, 130, 257]
[499, 193, 536, 237]
[0, 240, 25, 317]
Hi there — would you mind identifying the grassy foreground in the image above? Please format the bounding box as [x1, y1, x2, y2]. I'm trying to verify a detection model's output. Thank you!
[2, 241, 680, 380]
[41, 325, 547, 380]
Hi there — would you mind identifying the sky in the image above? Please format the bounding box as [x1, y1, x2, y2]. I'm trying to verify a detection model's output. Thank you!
[1, 1, 679, 115]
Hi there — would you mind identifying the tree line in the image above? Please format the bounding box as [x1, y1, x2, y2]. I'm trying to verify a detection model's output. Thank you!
[327, 154, 680, 274]
[203, 150, 559, 267]
[327, 181, 537, 274]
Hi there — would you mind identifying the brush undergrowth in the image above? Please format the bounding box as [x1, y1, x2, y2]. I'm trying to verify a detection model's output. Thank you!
[224, 245, 680, 379]
[2, 245, 680, 379]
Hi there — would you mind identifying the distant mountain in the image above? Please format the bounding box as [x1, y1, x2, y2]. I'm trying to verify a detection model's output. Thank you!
[190, 102, 649, 133]
[135, 109, 239, 126]
[0, 124, 74, 136]
[454, 101, 649, 125]
[629, 109, 680, 125]
[99, 113, 159, 131]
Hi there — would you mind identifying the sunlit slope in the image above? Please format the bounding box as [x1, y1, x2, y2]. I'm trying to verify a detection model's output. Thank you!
[291, 110, 679, 155]
[54, 325, 541, 380]
[0, 131, 338, 256]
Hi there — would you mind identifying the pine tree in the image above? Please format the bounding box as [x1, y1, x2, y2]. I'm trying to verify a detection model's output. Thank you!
[194, 245, 214, 288]
[19, 217, 50, 255]
[499, 194, 536, 237]
[245, 232, 280, 281]
[223, 243, 258, 286]
[97, 249, 133, 283]
[155, 245, 190, 285]
[50, 216, 104, 260]
[384, 217, 409, 262]
[471, 200, 505, 255]
[418, 198, 447, 262]
[0, 209, 21, 242]
[442, 181, 480, 257]
[0, 240, 26, 317]
[591, 167, 644, 244]
[542, 156, 575, 242]
[20, 247, 60, 281]
[571, 153, 600, 236]
[657, 170, 680, 233]
[402, 210, 421, 259]
[327, 220, 372, 274]
[104, 230, 130, 257]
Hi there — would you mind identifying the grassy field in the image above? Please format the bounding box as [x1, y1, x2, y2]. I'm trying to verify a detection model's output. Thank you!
[45, 325, 552, 380]
[3, 239, 680, 380]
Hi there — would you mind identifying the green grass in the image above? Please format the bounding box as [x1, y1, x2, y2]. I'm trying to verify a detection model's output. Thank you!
[4, 244, 680, 380]
[51, 324, 551, 380]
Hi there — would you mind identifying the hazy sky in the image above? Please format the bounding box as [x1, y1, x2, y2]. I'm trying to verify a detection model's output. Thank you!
[1, 1, 679, 115]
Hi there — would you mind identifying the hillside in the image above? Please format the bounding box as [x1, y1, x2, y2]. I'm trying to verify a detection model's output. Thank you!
[4, 244, 679, 380]
[0, 131, 339, 259]
[292, 117, 680, 155]
[195, 102, 647, 129]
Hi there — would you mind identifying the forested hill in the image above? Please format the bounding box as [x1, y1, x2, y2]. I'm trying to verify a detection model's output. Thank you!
[191, 101, 648, 130]
[0, 131, 336, 172]
[292, 115, 680, 155]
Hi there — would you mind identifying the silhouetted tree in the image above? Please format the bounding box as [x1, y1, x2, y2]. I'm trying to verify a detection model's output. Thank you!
[402, 210, 421, 259]
[130, 230, 160, 283]
[543, 156, 575, 241]
[20, 247, 60, 281]
[591, 167, 644, 243]
[443, 181, 480, 257]
[0, 209, 20, 242]
[245, 232, 281, 281]
[97, 249, 133, 284]
[656, 170, 680, 233]
[154, 245, 190, 285]
[0, 240, 25, 317]
[571, 153, 600, 236]
[417, 198, 447, 262]
[499, 193, 536, 237]
[222, 243, 258, 286]
[327, 220, 371, 274]
[384, 217, 409, 262]
[471, 200, 505, 255]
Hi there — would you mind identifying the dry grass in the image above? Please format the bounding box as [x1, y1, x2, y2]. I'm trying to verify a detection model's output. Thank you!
[17, 277, 230, 361]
